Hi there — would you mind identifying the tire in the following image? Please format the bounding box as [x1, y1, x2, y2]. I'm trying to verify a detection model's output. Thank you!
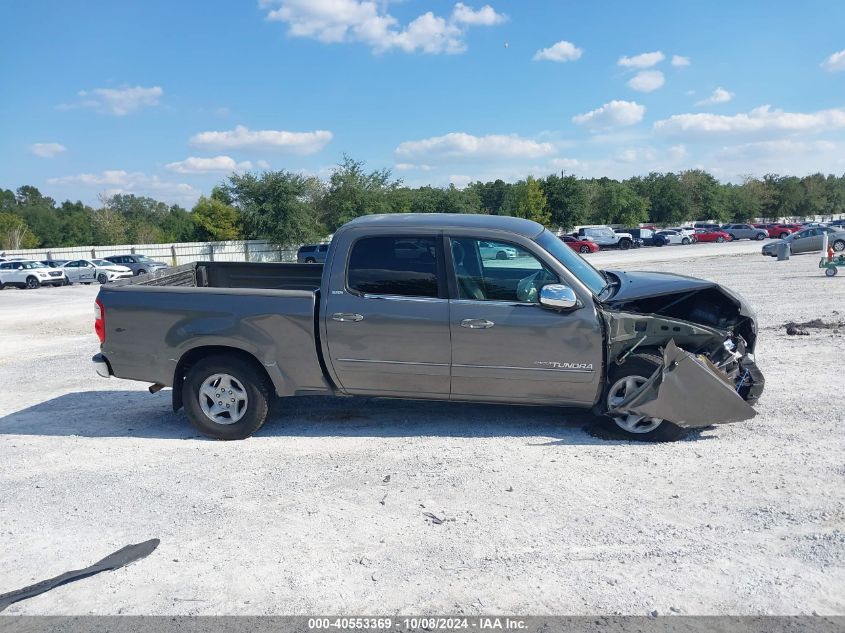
[728, 234, 736, 241]
[826, 267, 838, 277]
[779, 232, 789, 239]
[681, 237, 690, 245]
[579, 245, 591, 254]
[97, 273, 108, 284]
[755, 233, 765, 240]
[717, 236, 725, 243]
[305, 258, 316, 264]
[25, 276, 40, 289]
[618, 239, 631, 250]
[833, 240, 845, 253]
[62, 277, 70, 286]
[496, 250, 508, 260]
[137, 269, 147, 276]
[595, 354, 688, 442]
[0, 280, 4, 290]
[183, 355, 271, 440]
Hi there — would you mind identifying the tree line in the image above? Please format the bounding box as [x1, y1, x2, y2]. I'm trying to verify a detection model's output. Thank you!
[2, 155, 844, 250]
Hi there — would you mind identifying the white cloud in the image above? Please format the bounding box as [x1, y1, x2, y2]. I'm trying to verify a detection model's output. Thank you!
[396, 132, 555, 161]
[189, 125, 332, 154]
[262, 0, 506, 54]
[695, 87, 734, 106]
[821, 49, 845, 72]
[451, 3, 507, 25]
[548, 157, 581, 170]
[395, 163, 433, 171]
[60, 86, 163, 116]
[627, 70, 665, 92]
[449, 174, 473, 188]
[617, 51, 664, 68]
[47, 170, 199, 202]
[572, 100, 646, 130]
[532, 40, 582, 63]
[654, 105, 845, 136]
[165, 155, 253, 174]
[671, 55, 691, 67]
[30, 142, 67, 158]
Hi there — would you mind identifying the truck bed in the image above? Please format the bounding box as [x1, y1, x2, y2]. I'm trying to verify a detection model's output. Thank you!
[115, 261, 324, 291]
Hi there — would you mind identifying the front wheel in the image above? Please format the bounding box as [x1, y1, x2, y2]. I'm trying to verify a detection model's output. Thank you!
[618, 239, 631, 250]
[305, 258, 316, 264]
[97, 273, 108, 284]
[596, 354, 688, 442]
[826, 267, 838, 277]
[579, 245, 591, 254]
[779, 232, 789, 239]
[682, 237, 690, 245]
[183, 355, 271, 440]
[25, 276, 40, 289]
[717, 236, 725, 243]
[755, 233, 766, 240]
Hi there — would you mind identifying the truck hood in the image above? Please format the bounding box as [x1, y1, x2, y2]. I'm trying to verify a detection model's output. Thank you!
[600, 269, 757, 352]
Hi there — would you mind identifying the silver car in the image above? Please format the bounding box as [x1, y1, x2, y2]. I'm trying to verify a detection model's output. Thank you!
[722, 223, 768, 241]
[762, 226, 845, 256]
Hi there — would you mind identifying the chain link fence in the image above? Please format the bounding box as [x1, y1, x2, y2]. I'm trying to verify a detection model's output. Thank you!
[1, 239, 305, 266]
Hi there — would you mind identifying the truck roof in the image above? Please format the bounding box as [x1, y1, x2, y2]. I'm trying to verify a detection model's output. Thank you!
[341, 213, 545, 238]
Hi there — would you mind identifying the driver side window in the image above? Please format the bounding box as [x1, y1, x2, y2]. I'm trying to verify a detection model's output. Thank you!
[450, 238, 558, 303]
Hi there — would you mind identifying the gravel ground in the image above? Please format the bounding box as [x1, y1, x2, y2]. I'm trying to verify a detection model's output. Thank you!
[0, 242, 843, 616]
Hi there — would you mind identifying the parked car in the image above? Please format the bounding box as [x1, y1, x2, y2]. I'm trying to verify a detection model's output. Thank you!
[560, 235, 599, 254]
[801, 222, 829, 228]
[667, 227, 697, 243]
[297, 244, 329, 264]
[574, 226, 638, 249]
[39, 259, 70, 268]
[765, 224, 802, 239]
[0, 260, 67, 289]
[693, 222, 721, 230]
[655, 230, 691, 246]
[619, 228, 660, 247]
[93, 213, 764, 444]
[478, 241, 519, 260]
[104, 254, 169, 276]
[828, 219, 845, 227]
[62, 259, 133, 284]
[721, 224, 768, 241]
[762, 226, 845, 256]
[694, 229, 730, 243]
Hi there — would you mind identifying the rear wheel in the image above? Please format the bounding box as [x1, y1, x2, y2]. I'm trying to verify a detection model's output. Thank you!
[25, 276, 40, 289]
[496, 250, 508, 260]
[183, 355, 271, 440]
[596, 354, 688, 442]
[779, 232, 789, 239]
[305, 257, 316, 264]
[826, 267, 838, 277]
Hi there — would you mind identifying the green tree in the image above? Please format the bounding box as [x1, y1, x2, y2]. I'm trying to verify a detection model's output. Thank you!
[541, 174, 587, 229]
[225, 171, 317, 246]
[593, 180, 648, 227]
[0, 212, 38, 249]
[192, 196, 242, 241]
[319, 155, 400, 231]
[504, 176, 551, 225]
[680, 169, 723, 221]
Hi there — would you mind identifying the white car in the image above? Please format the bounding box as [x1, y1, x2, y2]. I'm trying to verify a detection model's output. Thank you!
[478, 241, 519, 260]
[668, 227, 697, 243]
[0, 260, 67, 289]
[62, 258, 133, 284]
[655, 230, 691, 245]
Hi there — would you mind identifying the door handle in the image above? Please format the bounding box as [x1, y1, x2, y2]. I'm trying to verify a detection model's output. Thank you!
[332, 312, 364, 322]
[460, 318, 494, 329]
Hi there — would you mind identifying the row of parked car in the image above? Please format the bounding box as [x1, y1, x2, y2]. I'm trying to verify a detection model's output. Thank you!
[0, 254, 169, 290]
[294, 220, 845, 261]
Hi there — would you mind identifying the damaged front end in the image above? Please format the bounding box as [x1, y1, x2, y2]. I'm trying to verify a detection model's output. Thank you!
[600, 270, 765, 427]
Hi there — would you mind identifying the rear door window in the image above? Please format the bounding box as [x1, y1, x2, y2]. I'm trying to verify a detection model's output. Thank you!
[347, 236, 442, 298]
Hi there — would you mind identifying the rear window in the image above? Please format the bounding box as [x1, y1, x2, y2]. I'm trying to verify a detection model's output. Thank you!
[347, 236, 440, 298]
[299, 245, 316, 253]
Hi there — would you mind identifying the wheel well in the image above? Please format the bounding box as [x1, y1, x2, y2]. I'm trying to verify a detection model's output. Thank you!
[172, 346, 274, 411]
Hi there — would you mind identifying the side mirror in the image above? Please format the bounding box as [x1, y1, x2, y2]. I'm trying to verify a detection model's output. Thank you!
[539, 284, 580, 311]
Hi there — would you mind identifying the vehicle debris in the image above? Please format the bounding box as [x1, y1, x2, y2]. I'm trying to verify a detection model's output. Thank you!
[0, 539, 159, 613]
[423, 512, 444, 525]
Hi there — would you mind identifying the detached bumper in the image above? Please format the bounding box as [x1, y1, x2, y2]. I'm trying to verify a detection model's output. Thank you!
[608, 340, 758, 428]
[92, 353, 112, 378]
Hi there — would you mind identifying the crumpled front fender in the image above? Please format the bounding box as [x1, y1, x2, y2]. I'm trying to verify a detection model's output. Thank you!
[608, 340, 757, 428]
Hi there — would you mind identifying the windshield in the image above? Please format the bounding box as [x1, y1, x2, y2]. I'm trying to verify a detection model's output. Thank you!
[93, 259, 113, 266]
[135, 255, 155, 262]
[535, 230, 607, 296]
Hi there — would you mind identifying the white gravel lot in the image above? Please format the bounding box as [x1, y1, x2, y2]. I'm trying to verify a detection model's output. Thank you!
[0, 241, 843, 616]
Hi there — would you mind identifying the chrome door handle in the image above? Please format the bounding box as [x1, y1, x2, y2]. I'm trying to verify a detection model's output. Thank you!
[332, 312, 364, 322]
[460, 318, 494, 329]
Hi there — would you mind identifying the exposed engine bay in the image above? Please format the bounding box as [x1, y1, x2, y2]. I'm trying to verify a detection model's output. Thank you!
[598, 270, 765, 426]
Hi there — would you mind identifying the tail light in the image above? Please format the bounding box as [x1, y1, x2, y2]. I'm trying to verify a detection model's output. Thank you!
[94, 298, 106, 344]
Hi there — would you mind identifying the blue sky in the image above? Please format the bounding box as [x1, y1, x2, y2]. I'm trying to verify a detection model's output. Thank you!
[2, 0, 844, 206]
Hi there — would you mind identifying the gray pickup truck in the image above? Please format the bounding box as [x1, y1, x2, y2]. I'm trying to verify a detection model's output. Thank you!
[93, 214, 764, 442]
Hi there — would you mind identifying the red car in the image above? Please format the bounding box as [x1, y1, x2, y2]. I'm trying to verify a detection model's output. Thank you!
[561, 235, 600, 253]
[767, 223, 802, 239]
[694, 228, 731, 243]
